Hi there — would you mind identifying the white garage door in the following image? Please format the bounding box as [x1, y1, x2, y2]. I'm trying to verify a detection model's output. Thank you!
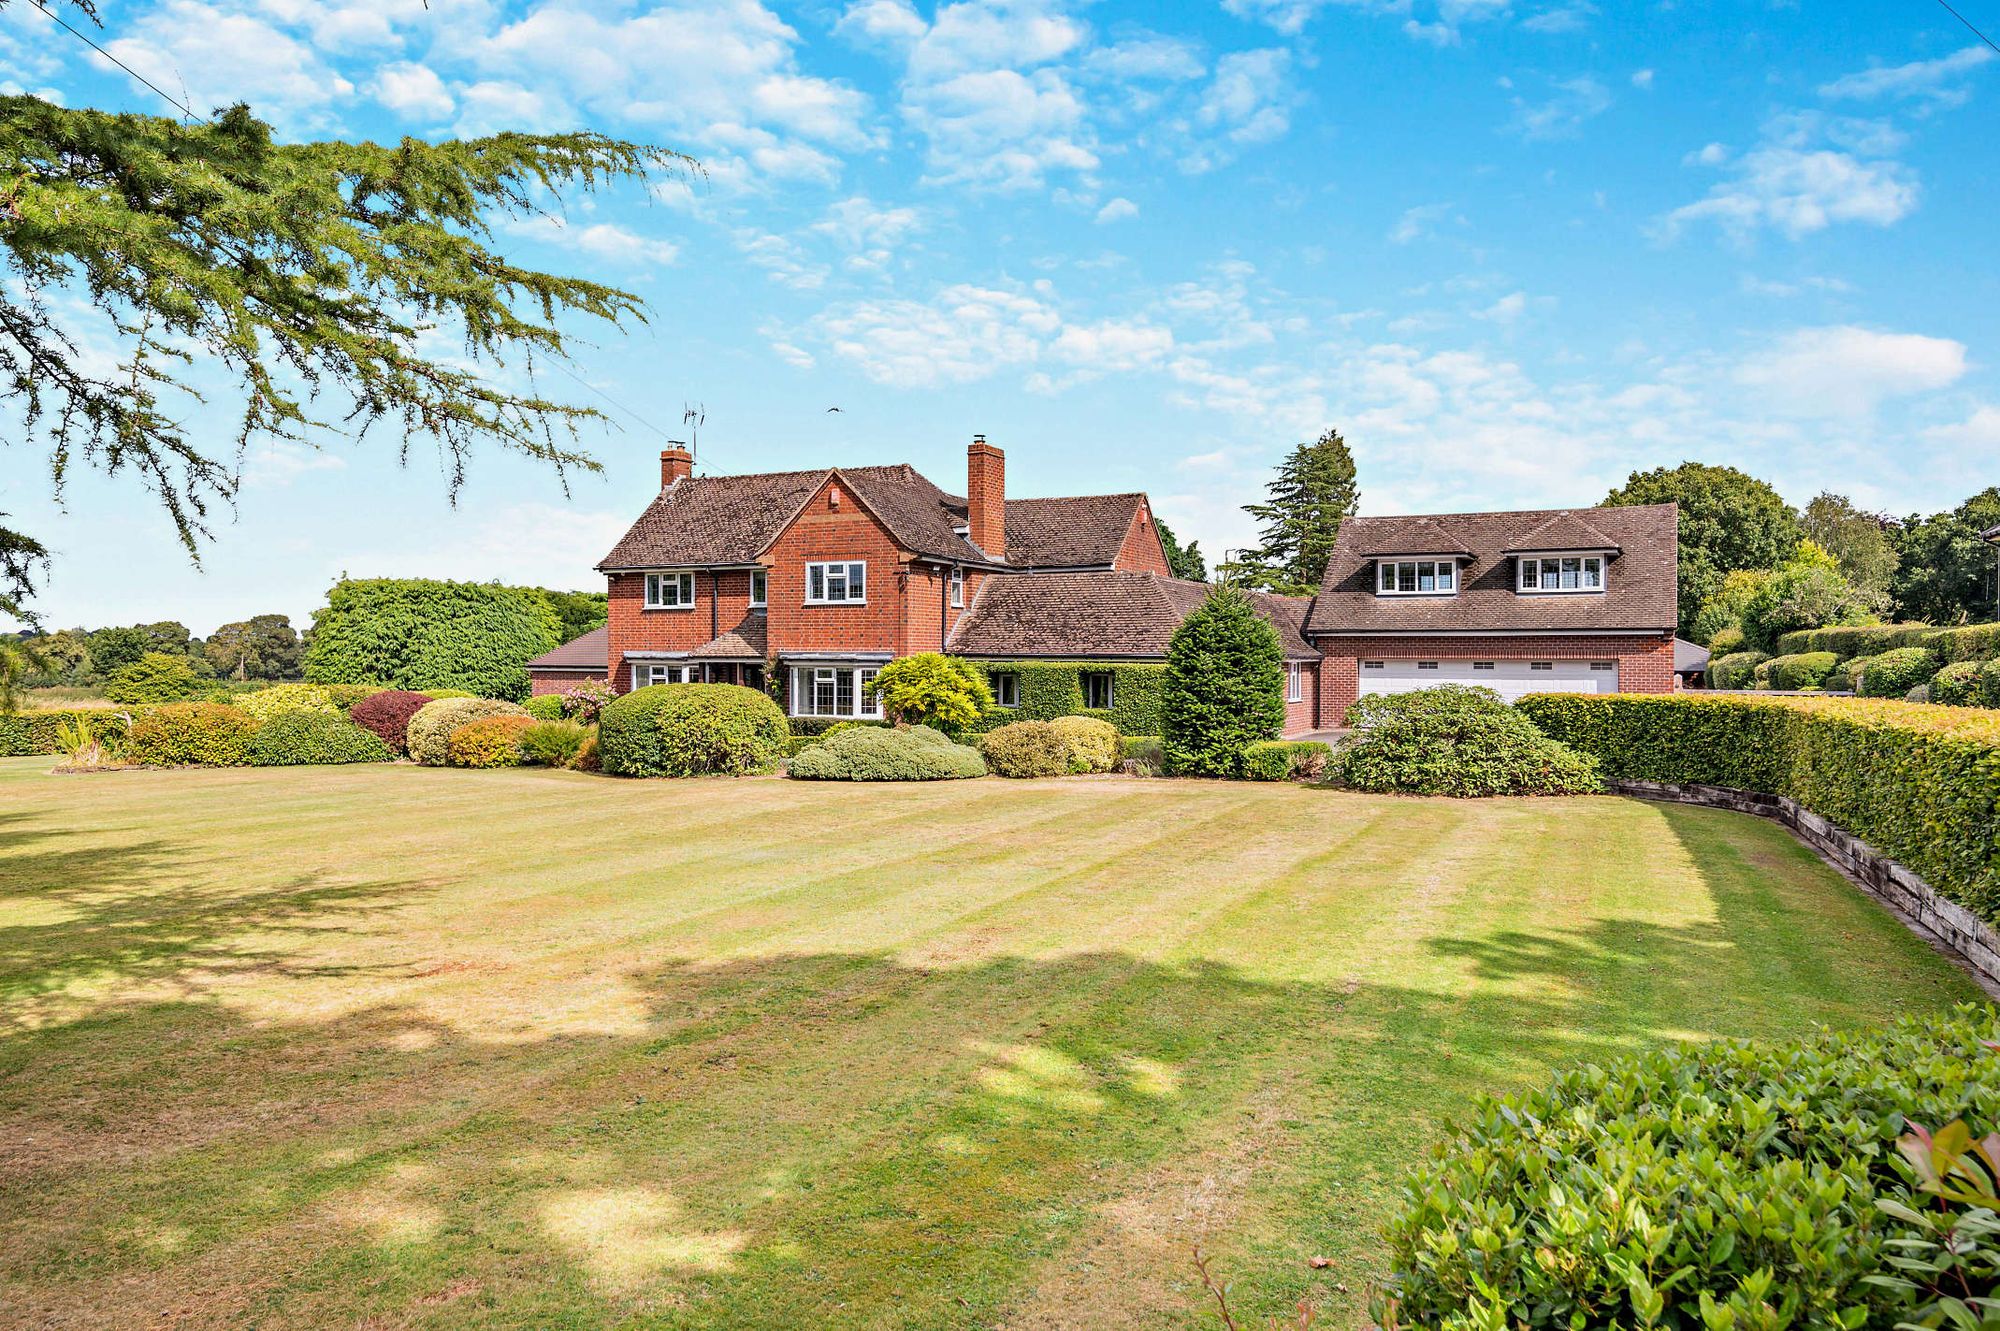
[1358, 657, 1617, 703]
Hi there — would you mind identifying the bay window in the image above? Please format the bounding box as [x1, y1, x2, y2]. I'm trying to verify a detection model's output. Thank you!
[1375, 559, 1457, 595]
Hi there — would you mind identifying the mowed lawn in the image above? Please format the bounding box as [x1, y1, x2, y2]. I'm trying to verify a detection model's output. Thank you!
[0, 757, 1978, 1330]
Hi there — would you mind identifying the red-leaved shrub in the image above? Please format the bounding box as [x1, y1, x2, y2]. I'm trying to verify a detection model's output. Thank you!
[347, 689, 435, 755]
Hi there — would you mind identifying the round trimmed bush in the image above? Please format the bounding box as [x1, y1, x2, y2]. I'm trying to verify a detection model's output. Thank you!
[788, 725, 986, 780]
[1377, 1006, 2000, 1329]
[106, 652, 203, 704]
[347, 690, 436, 755]
[1049, 716, 1119, 774]
[448, 714, 537, 768]
[1931, 659, 1984, 706]
[598, 684, 788, 778]
[523, 694, 566, 721]
[237, 683, 342, 722]
[1754, 650, 1839, 691]
[1337, 686, 1601, 797]
[1859, 646, 1943, 698]
[1705, 624, 1747, 654]
[979, 720, 1069, 778]
[127, 702, 257, 766]
[246, 712, 392, 766]
[518, 719, 591, 767]
[1705, 649, 1768, 690]
[406, 697, 528, 766]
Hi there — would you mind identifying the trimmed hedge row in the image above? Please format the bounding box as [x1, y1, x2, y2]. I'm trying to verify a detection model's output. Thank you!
[1776, 621, 2000, 663]
[1241, 740, 1332, 781]
[0, 708, 134, 757]
[1517, 692, 2000, 924]
[788, 725, 986, 780]
[1705, 649, 1768, 689]
[1752, 650, 1838, 690]
[961, 660, 1166, 736]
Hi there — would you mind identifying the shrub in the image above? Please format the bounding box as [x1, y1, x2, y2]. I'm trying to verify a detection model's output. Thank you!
[347, 690, 436, 755]
[1986, 658, 2000, 708]
[1931, 659, 1987, 707]
[786, 715, 888, 737]
[106, 652, 202, 704]
[405, 697, 528, 766]
[1705, 624, 1746, 654]
[571, 731, 601, 772]
[127, 702, 257, 766]
[1704, 649, 1768, 689]
[598, 683, 788, 778]
[1932, 623, 2000, 664]
[1517, 693, 2000, 925]
[448, 715, 537, 768]
[1376, 1006, 2000, 1330]
[1117, 736, 1164, 776]
[558, 677, 617, 723]
[787, 724, 986, 780]
[1737, 540, 1874, 653]
[979, 720, 1070, 778]
[0, 707, 135, 757]
[1776, 622, 1940, 658]
[1753, 650, 1839, 691]
[1242, 739, 1333, 782]
[302, 577, 562, 701]
[52, 712, 124, 769]
[523, 694, 567, 721]
[865, 653, 993, 730]
[322, 684, 385, 712]
[246, 713, 392, 766]
[1839, 653, 1880, 693]
[1161, 586, 1286, 777]
[1859, 646, 1943, 698]
[1338, 687, 1602, 797]
[519, 719, 591, 767]
[236, 683, 342, 722]
[1048, 716, 1119, 774]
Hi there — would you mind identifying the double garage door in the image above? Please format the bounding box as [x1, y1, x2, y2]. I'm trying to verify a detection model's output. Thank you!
[1358, 657, 1617, 703]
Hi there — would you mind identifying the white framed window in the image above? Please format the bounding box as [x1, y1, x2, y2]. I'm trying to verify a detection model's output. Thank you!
[1362, 661, 1385, 670]
[1286, 663, 1304, 703]
[636, 662, 695, 686]
[1417, 661, 1439, 670]
[645, 571, 695, 609]
[1590, 660, 1616, 671]
[788, 665, 884, 719]
[991, 671, 1019, 707]
[949, 566, 965, 609]
[1518, 554, 1605, 593]
[749, 569, 767, 608]
[806, 561, 866, 604]
[1376, 559, 1457, 595]
[1081, 671, 1114, 710]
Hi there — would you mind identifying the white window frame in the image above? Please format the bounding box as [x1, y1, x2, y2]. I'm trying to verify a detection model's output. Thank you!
[1081, 671, 1114, 711]
[991, 671, 1020, 707]
[1286, 662, 1304, 703]
[1375, 559, 1458, 596]
[949, 566, 965, 609]
[1517, 553, 1606, 594]
[636, 662, 695, 686]
[805, 561, 867, 605]
[644, 570, 696, 610]
[749, 569, 768, 608]
[788, 665, 884, 719]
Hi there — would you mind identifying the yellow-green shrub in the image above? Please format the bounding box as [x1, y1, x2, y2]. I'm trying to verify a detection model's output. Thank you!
[978, 720, 1069, 778]
[406, 697, 528, 766]
[448, 715, 537, 768]
[127, 702, 257, 766]
[236, 683, 342, 721]
[1048, 716, 1119, 773]
[1753, 651, 1839, 690]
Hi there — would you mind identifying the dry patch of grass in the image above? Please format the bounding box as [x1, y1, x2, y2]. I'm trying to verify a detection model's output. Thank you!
[0, 758, 1976, 1329]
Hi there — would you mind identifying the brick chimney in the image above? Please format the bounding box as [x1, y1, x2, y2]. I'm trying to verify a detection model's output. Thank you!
[659, 446, 693, 489]
[967, 435, 1005, 558]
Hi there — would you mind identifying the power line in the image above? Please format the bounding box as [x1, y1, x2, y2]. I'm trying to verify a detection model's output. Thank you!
[30, 0, 206, 122]
[1937, 0, 2000, 55]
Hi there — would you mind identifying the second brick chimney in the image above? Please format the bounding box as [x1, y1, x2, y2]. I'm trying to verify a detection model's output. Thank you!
[659, 446, 694, 490]
[966, 435, 1005, 558]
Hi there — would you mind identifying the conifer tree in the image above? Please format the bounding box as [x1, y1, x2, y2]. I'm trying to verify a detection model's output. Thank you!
[1161, 586, 1286, 776]
[1239, 428, 1360, 593]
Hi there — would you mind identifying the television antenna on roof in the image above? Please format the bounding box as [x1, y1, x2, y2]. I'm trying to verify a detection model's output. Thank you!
[682, 403, 705, 462]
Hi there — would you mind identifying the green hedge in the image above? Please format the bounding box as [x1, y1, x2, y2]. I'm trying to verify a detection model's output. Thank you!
[787, 725, 986, 780]
[0, 708, 137, 756]
[1775, 622, 2000, 664]
[961, 660, 1166, 736]
[245, 713, 393, 766]
[1241, 740, 1332, 781]
[1858, 646, 1942, 698]
[1753, 650, 1839, 690]
[303, 578, 562, 701]
[1517, 693, 2000, 924]
[1705, 649, 1768, 689]
[599, 684, 788, 778]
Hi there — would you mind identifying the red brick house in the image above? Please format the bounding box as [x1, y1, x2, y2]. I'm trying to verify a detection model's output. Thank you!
[526, 438, 1678, 736]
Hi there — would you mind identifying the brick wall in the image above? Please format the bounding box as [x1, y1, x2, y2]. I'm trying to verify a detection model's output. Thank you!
[1114, 500, 1172, 576]
[529, 669, 605, 697]
[1312, 633, 1676, 726]
[763, 478, 911, 659]
[1284, 662, 1318, 737]
[606, 568, 759, 692]
[903, 563, 984, 653]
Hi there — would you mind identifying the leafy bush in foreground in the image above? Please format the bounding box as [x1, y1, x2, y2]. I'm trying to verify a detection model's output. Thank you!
[1242, 739, 1332, 782]
[1377, 1006, 2000, 1330]
[127, 702, 257, 766]
[598, 683, 788, 777]
[1339, 687, 1601, 797]
[787, 725, 986, 780]
[978, 720, 1070, 778]
[1048, 715, 1119, 773]
[246, 712, 392, 766]
[448, 715, 537, 768]
[1161, 585, 1286, 776]
[1860, 646, 1943, 698]
[864, 653, 992, 730]
[406, 697, 528, 767]
[519, 719, 592, 767]
[347, 690, 435, 755]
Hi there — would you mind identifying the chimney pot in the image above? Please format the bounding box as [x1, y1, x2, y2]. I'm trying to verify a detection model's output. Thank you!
[659, 446, 694, 490]
[966, 436, 1005, 558]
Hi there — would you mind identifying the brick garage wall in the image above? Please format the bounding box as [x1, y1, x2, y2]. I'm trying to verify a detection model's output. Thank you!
[1114, 501, 1173, 576]
[1284, 662, 1318, 737]
[529, 669, 604, 697]
[607, 568, 758, 692]
[1313, 633, 1676, 725]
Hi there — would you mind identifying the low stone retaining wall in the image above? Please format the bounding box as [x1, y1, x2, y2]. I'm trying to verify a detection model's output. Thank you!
[1614, 779, 2000, 996]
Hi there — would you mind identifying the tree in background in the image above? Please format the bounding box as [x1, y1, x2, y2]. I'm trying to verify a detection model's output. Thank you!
[536, 589, 611, 643]
[1892, 487, 2000, 625]
[1237, 428, 1360, 595]
[1, 9, 684, 620]
[1154, 518, 1209, 582]
[1161, 586, 1286, 777]
[204, 614, 302, 681]
[1603, 463, 1802, 632]
[864, 653, 993, 730]
[1737, 541, 1875, 653]
[82, 625, 154, 677]
[22, 628, 91, 686]
[105, 651, 203, 704]
[1687, 569, 1770, 647]
[1800, 493, 1897, 611]
[303, 577, 562, 700]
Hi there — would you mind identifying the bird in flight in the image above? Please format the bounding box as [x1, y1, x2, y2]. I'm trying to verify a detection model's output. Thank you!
[826, 407, 842, 413]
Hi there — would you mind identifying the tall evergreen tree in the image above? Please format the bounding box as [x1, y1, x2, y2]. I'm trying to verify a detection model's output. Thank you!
[1161, 586, 1286, 777]
[1240, 428, 1360, 593]
[1154, 518, 1209, 582]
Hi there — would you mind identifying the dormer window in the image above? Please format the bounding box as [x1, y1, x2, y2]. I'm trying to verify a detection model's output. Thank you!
[1518, 554, 1605, 593]
[1376, 559, 1457, 595]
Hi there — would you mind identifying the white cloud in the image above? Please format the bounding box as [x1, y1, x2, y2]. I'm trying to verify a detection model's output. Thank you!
[1096, 197, 1139, 223]
[370, 61, 454, 120]
[1506, 75, 1611, 139]
[98, 0, 354, 126]
[1734, 325, 1967, 416]
[1084, 34, 1205, 82]
[1923, 404, 2000, 448]
[1820, 46, 1994, 109]
[1195, 49, 1296, 149]
[1389, 202, 1457, 244]
[811, 284, 1062, 387]
[904, 66, 1098, 189]
[1662, 114, 1918, 240]
[1631, 68, 1655, 90]
[833, 0, 929, 48]
[1220, 0, 1505, 43]
[1520, 3, 1597, 35]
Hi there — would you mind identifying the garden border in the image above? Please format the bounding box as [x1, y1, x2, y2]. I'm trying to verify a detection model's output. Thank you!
[1615, 779, 2000, 997]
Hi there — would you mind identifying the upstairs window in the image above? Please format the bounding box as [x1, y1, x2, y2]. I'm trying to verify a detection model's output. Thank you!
[645, 571, 695, 609]
[749, 569, 767, 608]
[950, 566, 965, 609]
[806, 561, 866, 604]
[1518, 555, 1604, 593]
[1376, 559, 1457, 595]
[991, 671, 1019, 707]
[1081, 671, 1114, 710]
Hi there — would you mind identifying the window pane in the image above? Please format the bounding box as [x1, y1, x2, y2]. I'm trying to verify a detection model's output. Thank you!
[849, 563, 866, 599]
[1418, 562, 1435, 592]
[836, 669, 855, 715]
[859, 669, 879, 716]
[1438, 562, 1455, 591]
[809, 565, 824, 601]
[751, 571, 767, 605]
[1520, 560, 1537, 589]
[1397, 563, 1416, 592]
[1582, 557, 1601, 588]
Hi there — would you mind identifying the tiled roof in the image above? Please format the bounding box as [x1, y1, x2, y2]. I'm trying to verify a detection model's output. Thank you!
[1351, 516, 1473, 558]
[948, 571, 1317, 660]
[526, 625, 608, 671]
[1306, 503, 1677, 635]
[599, 463, 1145, 572]
[689, 616, 767, 660]
[1675, 637, 1710, 673]
[1503, 509, 1621, 554]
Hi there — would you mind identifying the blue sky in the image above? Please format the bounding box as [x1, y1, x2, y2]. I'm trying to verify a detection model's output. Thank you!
[4, 0, 1997, 633]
